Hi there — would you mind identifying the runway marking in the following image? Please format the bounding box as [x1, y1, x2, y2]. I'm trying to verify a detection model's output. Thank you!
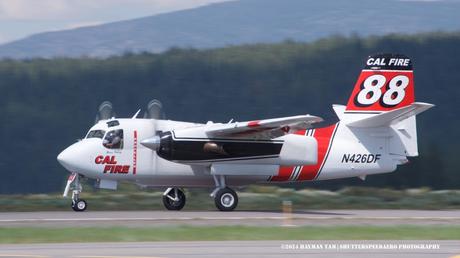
[0, 255, 48, 258]
[1, 216, 460, 223]
[0, 217, 282, 222]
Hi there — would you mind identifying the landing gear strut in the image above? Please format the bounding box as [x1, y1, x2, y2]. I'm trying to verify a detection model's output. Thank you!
[211, 175, 238, 211]
[162, 187, 186, 210]
[63, 173, 87, 212]
[71, 174, 87, 212]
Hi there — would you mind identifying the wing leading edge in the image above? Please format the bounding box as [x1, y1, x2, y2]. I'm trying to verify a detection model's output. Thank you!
[205, 114, 323, 138]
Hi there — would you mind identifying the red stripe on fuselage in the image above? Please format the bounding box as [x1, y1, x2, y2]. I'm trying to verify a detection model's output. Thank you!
[133, 130, 138, 175]
[271, 166, 295, 181]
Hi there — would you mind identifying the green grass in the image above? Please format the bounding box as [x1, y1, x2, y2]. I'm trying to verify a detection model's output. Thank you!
[2, 186, 460, 211]
[1, 225, 459, 243]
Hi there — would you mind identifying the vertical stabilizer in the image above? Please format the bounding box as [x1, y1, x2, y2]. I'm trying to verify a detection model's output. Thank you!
[337, 54, 433, 158]
[346, 53, 414, 112]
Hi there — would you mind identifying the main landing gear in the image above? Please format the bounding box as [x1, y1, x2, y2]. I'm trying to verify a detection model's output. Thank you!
[213, 187, 238, 211]
[162, 187, 186, 210]
[211, 175, 238, 211]
[162, 176, 239, 211]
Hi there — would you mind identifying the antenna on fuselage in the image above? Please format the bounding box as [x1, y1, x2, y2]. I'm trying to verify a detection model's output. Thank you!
[132, 109, 141, 119]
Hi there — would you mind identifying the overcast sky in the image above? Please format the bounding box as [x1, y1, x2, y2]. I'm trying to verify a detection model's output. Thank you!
[0, 0, 230, 44]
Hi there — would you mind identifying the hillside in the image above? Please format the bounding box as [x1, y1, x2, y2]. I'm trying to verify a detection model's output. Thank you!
[0, 0, 460, 58]
[1, 32, 459, 194]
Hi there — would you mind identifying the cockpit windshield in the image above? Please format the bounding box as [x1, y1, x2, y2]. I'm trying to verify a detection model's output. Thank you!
[103, 129, 124, 149]
[86, 130, 105, 139]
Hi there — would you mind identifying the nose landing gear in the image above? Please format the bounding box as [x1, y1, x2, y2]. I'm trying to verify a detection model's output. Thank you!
[72, 198, 87, 212]
[63, 173, 87, 212]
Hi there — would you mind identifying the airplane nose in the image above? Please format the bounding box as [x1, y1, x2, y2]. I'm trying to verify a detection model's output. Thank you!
[57, 143, 84, 172]
[57, 147, 73, 171]
[57, 149, 70, 167]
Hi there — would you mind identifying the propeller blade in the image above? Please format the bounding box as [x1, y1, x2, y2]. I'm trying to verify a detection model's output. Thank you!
[95, 101, 115, 123]
[143, 99, 164, 119]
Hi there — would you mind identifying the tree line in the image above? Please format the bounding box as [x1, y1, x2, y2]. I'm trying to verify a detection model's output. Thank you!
[1, 32, 459, 193]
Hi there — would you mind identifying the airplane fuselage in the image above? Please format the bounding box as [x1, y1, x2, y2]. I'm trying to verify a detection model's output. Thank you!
[59, 117, 400, 189]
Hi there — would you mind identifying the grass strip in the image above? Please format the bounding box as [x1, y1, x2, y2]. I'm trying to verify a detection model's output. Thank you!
[1, 225, 459, 243]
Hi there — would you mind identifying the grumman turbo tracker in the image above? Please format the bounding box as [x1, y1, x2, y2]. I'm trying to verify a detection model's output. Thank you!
[57, 53, 433, 212]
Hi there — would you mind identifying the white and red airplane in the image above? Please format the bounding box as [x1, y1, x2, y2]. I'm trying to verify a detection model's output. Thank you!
[58, 53, 433, 212]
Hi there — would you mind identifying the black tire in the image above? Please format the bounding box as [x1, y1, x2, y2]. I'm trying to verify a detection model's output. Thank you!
[214, 187, 238, 211]
[162, 189, 186, 211]
[72, 199, 87, 212]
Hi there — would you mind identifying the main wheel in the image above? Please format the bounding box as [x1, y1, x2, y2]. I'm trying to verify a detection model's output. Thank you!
[162, 188, 186, 211]
[214, 187, 238, 211]
[72, 199, 87, 212]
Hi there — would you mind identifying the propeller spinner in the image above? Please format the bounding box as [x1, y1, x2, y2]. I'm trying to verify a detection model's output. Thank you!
[141, 99, 164, 151]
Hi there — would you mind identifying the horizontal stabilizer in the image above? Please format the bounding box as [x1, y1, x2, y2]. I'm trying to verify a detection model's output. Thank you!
[347, 102, 434, 128]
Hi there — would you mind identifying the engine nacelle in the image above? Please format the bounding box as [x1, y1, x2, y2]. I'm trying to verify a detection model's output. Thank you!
[274, 134, 317, 166]
[141, 131, 318, 166]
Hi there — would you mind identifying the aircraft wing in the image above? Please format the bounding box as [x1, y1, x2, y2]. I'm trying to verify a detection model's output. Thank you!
[205, 114, 323, 138]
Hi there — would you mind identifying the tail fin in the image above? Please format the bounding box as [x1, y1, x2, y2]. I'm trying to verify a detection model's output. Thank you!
[336, 53, 433, 158]
[346, 53, 414, 112]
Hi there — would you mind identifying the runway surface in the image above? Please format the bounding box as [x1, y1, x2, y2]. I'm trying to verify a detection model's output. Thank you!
[1, 210, 460, 227]
[1, 241, 459, 258]
[1, 210, 459, 258]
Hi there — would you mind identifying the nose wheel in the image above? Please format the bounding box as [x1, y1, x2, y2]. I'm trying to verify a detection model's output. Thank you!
[63, 173, 88, 212]
[72, 199, 87, 212]
[162, 187, 186, 210]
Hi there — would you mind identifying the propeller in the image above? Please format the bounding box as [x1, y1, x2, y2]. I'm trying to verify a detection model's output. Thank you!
[143, 99, 164, 119]
[141, 99, 165, 151]
[95, 101, 115, 123]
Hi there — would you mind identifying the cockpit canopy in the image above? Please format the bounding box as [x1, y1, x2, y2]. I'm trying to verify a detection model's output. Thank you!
[86, 130, 105, 139]
[85, 119, 124, 149]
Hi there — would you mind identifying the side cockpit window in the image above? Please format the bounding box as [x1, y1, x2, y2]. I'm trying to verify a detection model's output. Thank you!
[86, 130, 105, 139]
[103, 129, 124, 149]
